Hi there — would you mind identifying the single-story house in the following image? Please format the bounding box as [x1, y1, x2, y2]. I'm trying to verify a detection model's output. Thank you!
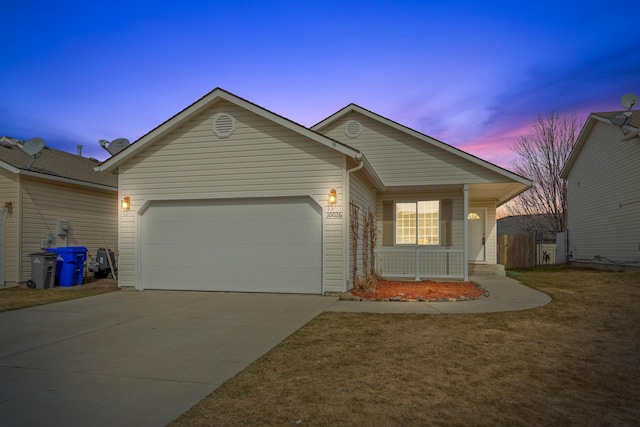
[96, 88, 531, 294]
[560, 111, 640, 271]
[0, 137, 118, 286]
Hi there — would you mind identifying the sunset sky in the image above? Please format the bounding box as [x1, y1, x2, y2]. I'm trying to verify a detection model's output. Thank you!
[2, 0, 639, 168]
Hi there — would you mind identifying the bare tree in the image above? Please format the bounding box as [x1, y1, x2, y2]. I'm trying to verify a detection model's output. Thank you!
[503, 111, 579, 234]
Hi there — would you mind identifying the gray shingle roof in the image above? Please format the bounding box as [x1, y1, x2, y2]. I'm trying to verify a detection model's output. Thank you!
[0, 137, 117, 188]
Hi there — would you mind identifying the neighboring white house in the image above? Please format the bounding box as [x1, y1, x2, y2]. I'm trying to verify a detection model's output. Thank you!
[96, 88, 531, 294]
[560, 112, 640, 271]
[0, 137, 118, 286]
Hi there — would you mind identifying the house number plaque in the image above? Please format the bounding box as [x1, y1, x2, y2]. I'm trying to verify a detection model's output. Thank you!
[326, 211, 342, 219]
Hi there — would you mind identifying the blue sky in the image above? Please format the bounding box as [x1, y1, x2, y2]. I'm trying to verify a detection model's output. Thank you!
[2, 0, 639, 167]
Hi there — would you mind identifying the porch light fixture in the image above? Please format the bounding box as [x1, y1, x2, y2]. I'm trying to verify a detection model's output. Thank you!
[2, 201, 12, 214]
[328, 189, 337, 205]
[121, 196, 130, 212]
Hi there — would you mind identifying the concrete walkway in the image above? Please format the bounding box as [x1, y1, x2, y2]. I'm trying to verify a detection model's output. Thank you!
[326, 275, 551, 314]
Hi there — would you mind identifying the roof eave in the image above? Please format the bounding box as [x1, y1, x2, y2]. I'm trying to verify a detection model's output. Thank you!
[313, 104, 532, 186]
[562, 112, 640, 178]
[496, 182, 533, 207]
[311, 103, 358, 131]
[562, 114, 599, 178]
[97, 90, 227, 173]
[18, 169, 117, 192]
[98, 89, 361, 173]
[0, 159, 20, 174]
[354, 155, 385, 191]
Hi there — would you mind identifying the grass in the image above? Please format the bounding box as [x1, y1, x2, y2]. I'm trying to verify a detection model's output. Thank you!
[0, 279, 119, 313]
[170, 266, 640, 426]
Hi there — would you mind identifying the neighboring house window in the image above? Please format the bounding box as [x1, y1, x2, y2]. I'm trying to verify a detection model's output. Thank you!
[395, 201, 440, 245]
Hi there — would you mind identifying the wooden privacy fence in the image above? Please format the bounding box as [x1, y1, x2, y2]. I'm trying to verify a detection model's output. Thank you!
[497, 233, 536, 269]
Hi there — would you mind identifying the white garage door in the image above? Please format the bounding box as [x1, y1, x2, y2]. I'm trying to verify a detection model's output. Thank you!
[140, 197, 322, 293]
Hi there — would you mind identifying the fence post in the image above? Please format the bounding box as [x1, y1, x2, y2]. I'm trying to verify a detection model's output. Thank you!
[502, 234, 508, 268]
[415, 247, 420, 281]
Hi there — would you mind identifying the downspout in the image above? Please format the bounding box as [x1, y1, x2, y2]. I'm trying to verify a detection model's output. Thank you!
[347, 154, 365, 177]
[343, 153, 364, 290]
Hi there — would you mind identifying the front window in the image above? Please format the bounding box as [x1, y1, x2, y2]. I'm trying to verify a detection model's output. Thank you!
[395, 201, 440, 245]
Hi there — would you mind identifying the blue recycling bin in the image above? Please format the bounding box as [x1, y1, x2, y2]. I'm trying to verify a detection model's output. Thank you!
[48, 246, 87, 286]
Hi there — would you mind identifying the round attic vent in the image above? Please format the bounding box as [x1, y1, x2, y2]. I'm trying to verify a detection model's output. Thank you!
[344, 120, 362, 138]
[213, 113, 236, 138]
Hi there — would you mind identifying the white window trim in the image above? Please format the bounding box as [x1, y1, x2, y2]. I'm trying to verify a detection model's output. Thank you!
[394, 199, 442, 246]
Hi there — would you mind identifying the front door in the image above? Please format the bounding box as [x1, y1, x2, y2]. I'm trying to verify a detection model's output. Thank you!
[468, 209, 486, 262]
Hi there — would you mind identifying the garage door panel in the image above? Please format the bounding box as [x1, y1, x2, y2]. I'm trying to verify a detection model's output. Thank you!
[143, 242, 320, 269]
[143, 265, 318, 293]
[140, 197, 322, 293]
[146, 220, 320, 245]
[147, 198, 316, 219]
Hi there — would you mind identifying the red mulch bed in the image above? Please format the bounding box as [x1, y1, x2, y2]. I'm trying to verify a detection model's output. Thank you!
[351, 280, 484, 301]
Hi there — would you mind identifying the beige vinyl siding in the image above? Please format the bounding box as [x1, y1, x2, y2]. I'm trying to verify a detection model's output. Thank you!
[470, 200, 498, 264]
[377, 189, 465, 250]
[19, 177, 118, 281]
[0, 169, 19, 284]
[118, 100, 347, 293]
[320, 112, 510, 187]
[348, 167, 378, 286]
[566, 121, 640, 265]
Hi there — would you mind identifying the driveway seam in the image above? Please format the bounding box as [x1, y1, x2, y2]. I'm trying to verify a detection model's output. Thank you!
[0, 318, 141, 361]
[0, 365, 220, 386]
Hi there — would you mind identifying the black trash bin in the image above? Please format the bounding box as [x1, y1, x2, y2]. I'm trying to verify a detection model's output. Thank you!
[28, 252, 58, 289]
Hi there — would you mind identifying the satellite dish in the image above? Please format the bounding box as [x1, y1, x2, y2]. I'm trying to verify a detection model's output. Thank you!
[621, 93, 638, 110]
[106, 138, 130, 155]
[610, 112, 631, 127]
[100, 138, 130, 155]
[21, 138, 45, 157]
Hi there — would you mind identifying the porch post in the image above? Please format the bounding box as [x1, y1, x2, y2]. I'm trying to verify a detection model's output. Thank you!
[463, 184, 469, 281]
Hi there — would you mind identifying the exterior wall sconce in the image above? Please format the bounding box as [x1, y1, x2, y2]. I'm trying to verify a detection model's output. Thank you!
[121, 196, 130, 213]
[328, 189, 337, 205]
[2, 201, 12, 214]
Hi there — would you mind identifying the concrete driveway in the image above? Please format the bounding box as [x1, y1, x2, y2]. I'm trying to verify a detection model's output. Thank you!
[0, 290, 337, 427]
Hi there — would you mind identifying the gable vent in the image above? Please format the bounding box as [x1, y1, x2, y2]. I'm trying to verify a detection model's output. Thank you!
[344, 120, 362, 138]
[213, 113, 236, 138]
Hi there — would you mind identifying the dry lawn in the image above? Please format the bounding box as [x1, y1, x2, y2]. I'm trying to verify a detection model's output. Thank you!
[0, 279, 119, 312]
[170, 266, 640, 427]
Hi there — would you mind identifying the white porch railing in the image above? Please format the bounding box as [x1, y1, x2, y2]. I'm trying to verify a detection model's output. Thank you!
[375, 247, 465, 280]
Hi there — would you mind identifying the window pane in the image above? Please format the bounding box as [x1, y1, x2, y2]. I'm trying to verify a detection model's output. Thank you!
[417, 201, 439, 245]
[395, 201, 440, 245]
[395, 203, 416, 244]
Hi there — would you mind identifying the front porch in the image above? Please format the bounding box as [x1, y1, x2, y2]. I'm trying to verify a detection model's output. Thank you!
[348, 180, 529, 288]
[375, 247, 507, 280]
[375, 247, 465, 280]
